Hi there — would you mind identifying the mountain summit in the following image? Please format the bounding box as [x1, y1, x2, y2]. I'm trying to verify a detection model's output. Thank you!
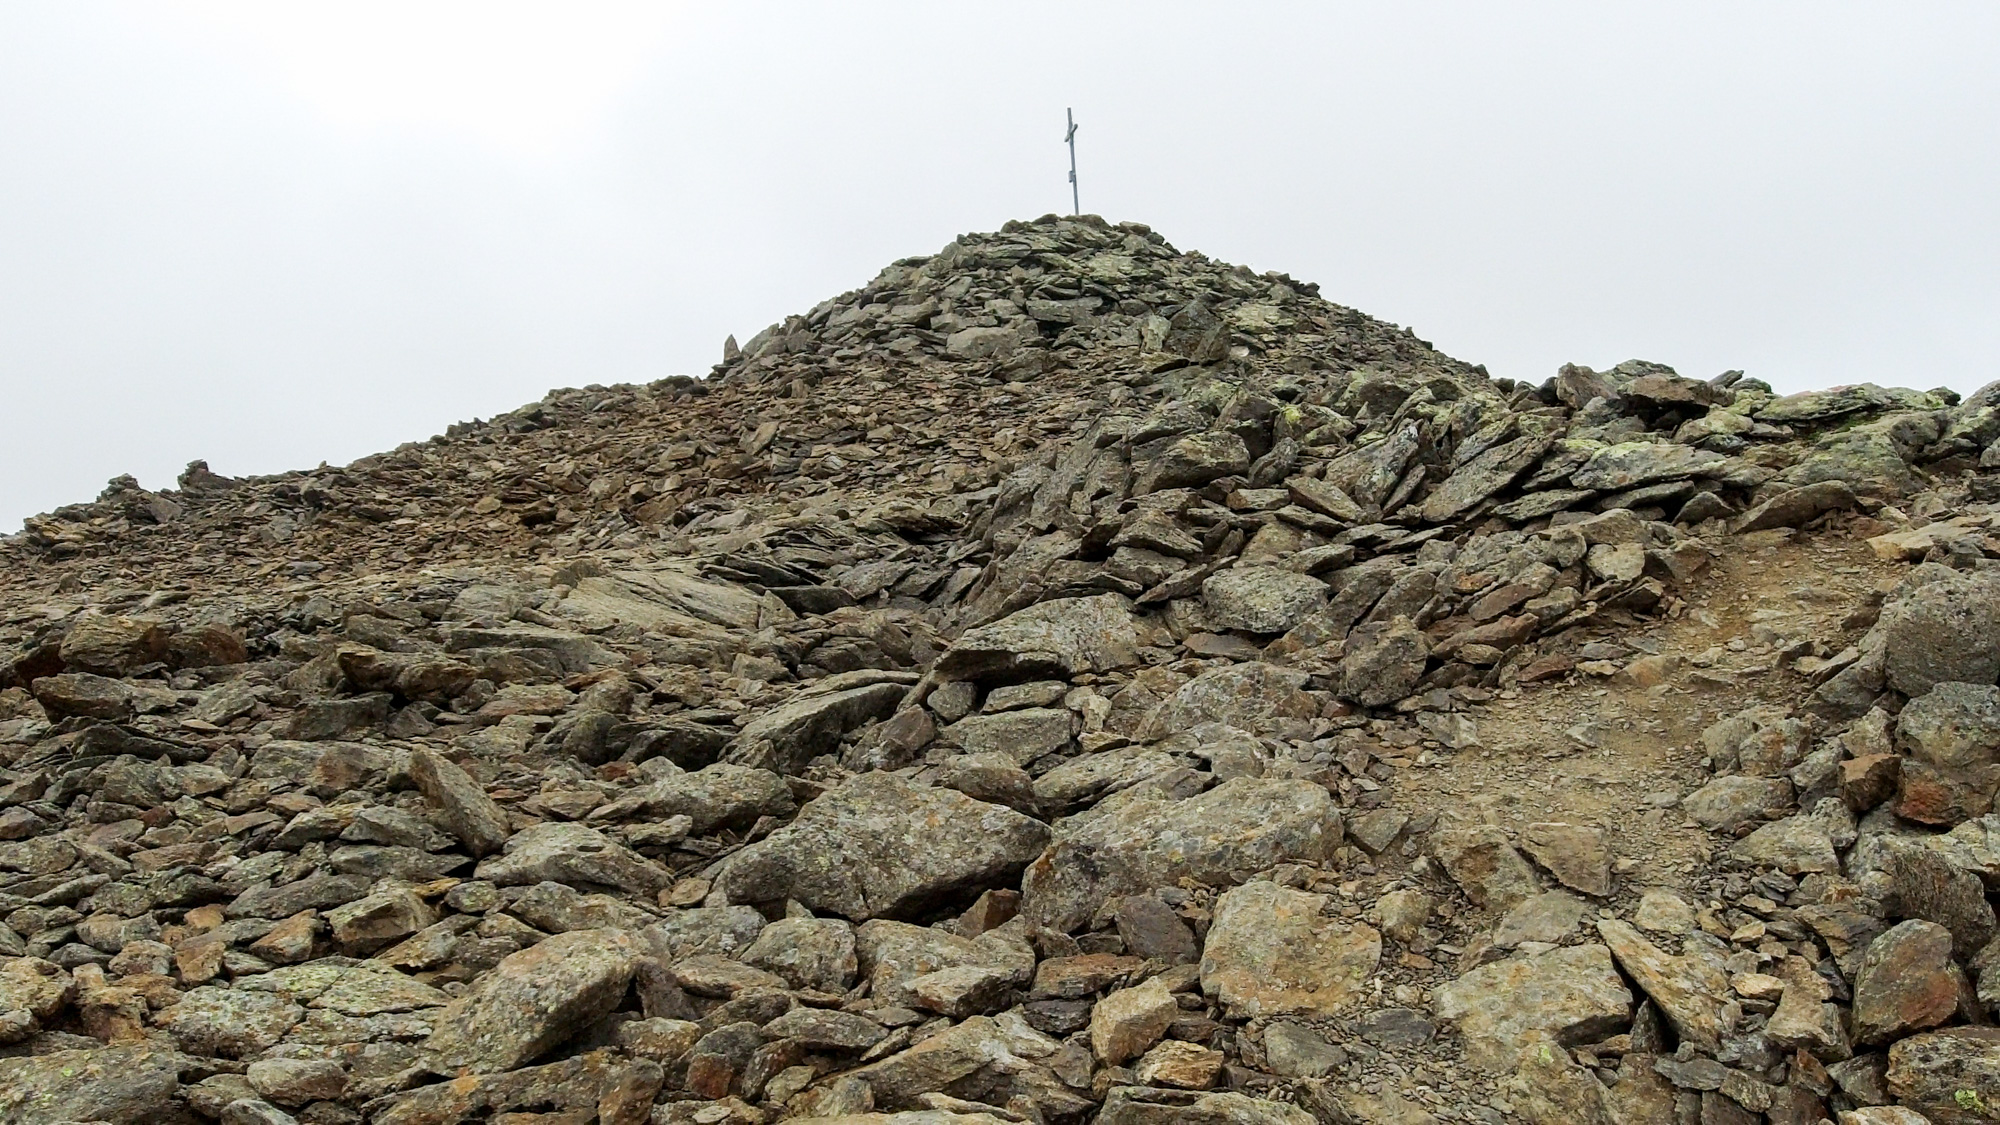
[2, 214, 1997, 1123]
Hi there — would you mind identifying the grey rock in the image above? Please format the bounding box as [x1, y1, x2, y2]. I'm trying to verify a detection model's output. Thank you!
[762, 1006, 888, 1052]
[1135, 663, 1318, 739]
[1519, 822, 1612, 897]
[1419, 432, 1554, 523]
[1111, 894, 1198, 963]
[423, 928, 641, 1074]
[1336, 616, 1430, 708]
[1022, 777, 1343, 932]
[936, 593, 1143, 683]
[1884, 1027, 2000, 1124]
[1596, 919, 1729, 1052]
[1201, 567, 1328, 633]
[1851, 919, 1962, 1045]
[1682, 775, 1794, 833]
[1432, 823, 1544, 911]
[506, 880, 657, 934]
[156, 985, 304, 1057]
[943, 707, 1073, 764]
[475, 822, 673, 895]
[226, 872, 375, 920]
[726, 672, 914, 775]
[590, 761, 794, 834]
[1262, 1021, 1348, 1079]
[1570, 442, 1726, 492]
[407, 747, 511, 859]
[742, 916, 858, 993]
[714, 773, 1049, 921]
[1880, 565, 2000, 698]
[1898, 681, 2000, 771]
[640, 905, 765, 960]
[1492, 890, 1591, 948]
[853, 919, 1034, 1010]
[1030, 745, 1187, 812]
[1730, 480, 1857, 532]
[0, 1045, 182, 1125]
[1135, 431, 1252, 494]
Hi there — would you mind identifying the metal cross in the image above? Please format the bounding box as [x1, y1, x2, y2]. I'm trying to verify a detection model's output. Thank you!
[1065, 108, 1079, 216]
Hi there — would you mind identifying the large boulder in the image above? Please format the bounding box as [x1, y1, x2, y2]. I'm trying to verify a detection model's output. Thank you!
[1201, 568, 1327, 634]
[474, 822, 673, 895]
[1433, 944, 1632, 1072]
[1879, 565, 2000, 698]
[1021, 778, 1343, 932]
[1570, 442, 1726, 492]
[58, 614, 169, 676]
[1852, 920, 1962, 1045]
[1885, 1027, 2000, 1125]
[726, 671, 915, 775]
[424, 928, 642, 1074]
[155, 986, 303, 1057]
[935, 594, 1142, 684]
[1135, 664, 1318, 739]
[0, 1045, 182, 1124]
[1199, 881, 1381, 1019]
[714, 773, 1049, 921]
[1898, 681, 2000, 771]
[592, 761, 795, 834]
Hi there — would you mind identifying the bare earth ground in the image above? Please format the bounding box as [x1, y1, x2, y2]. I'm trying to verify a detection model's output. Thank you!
[1293, 524, 1908, 1120]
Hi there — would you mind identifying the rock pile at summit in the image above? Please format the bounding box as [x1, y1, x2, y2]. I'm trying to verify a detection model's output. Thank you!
[2, 214, 1999, 1125]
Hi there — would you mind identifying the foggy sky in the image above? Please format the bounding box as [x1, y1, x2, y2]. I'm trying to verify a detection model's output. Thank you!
[3, 2, 1997, 529]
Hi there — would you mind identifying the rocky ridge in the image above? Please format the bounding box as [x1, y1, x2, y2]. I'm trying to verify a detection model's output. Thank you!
[1, 214, 1998, 1125]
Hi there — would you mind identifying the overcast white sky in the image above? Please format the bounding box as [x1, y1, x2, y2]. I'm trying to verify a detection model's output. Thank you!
[3, 2, 1997, 528]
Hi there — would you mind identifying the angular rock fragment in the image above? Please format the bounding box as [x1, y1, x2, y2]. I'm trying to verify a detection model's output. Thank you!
[0, 1044, 182, 1125]
[424, 928, 641, 1074]
[1433, 944, 1632, 1072]
[408, 747, 512, 858]
[715, 773, 1048, 921]
[1596, 919, 1728, 1052]
[1135, 663, 1318, 739]
[727, 672, 914, 774]
[1200, 880, 1380, 1019]
[935, 594, 1142, 683]
[1200, 567, 1327, 634]
[1851, 919, 1962, 1045]
[1022, 778, 1342, 932]
[475, 822, 673, 895]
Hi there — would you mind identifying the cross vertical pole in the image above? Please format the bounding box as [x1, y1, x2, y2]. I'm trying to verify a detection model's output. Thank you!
[1065, 108, 1079, 216]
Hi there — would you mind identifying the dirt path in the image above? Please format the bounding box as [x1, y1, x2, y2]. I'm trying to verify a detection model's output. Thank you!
[1292, 526, 1909, 1121]
[1391, 526, 1901, 919]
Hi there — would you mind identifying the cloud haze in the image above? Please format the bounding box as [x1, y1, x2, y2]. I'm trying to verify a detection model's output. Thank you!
[3, 1, 1996, 528]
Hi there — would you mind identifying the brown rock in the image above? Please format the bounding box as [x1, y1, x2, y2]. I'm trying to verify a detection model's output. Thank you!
[1520, 822, 1613, 897]
[1090, 976, 1177, 1065]
[1851, 919, 1961, 1045]
[1840, 753, 1903, 812]
[1200, 880, 1381, 1019]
